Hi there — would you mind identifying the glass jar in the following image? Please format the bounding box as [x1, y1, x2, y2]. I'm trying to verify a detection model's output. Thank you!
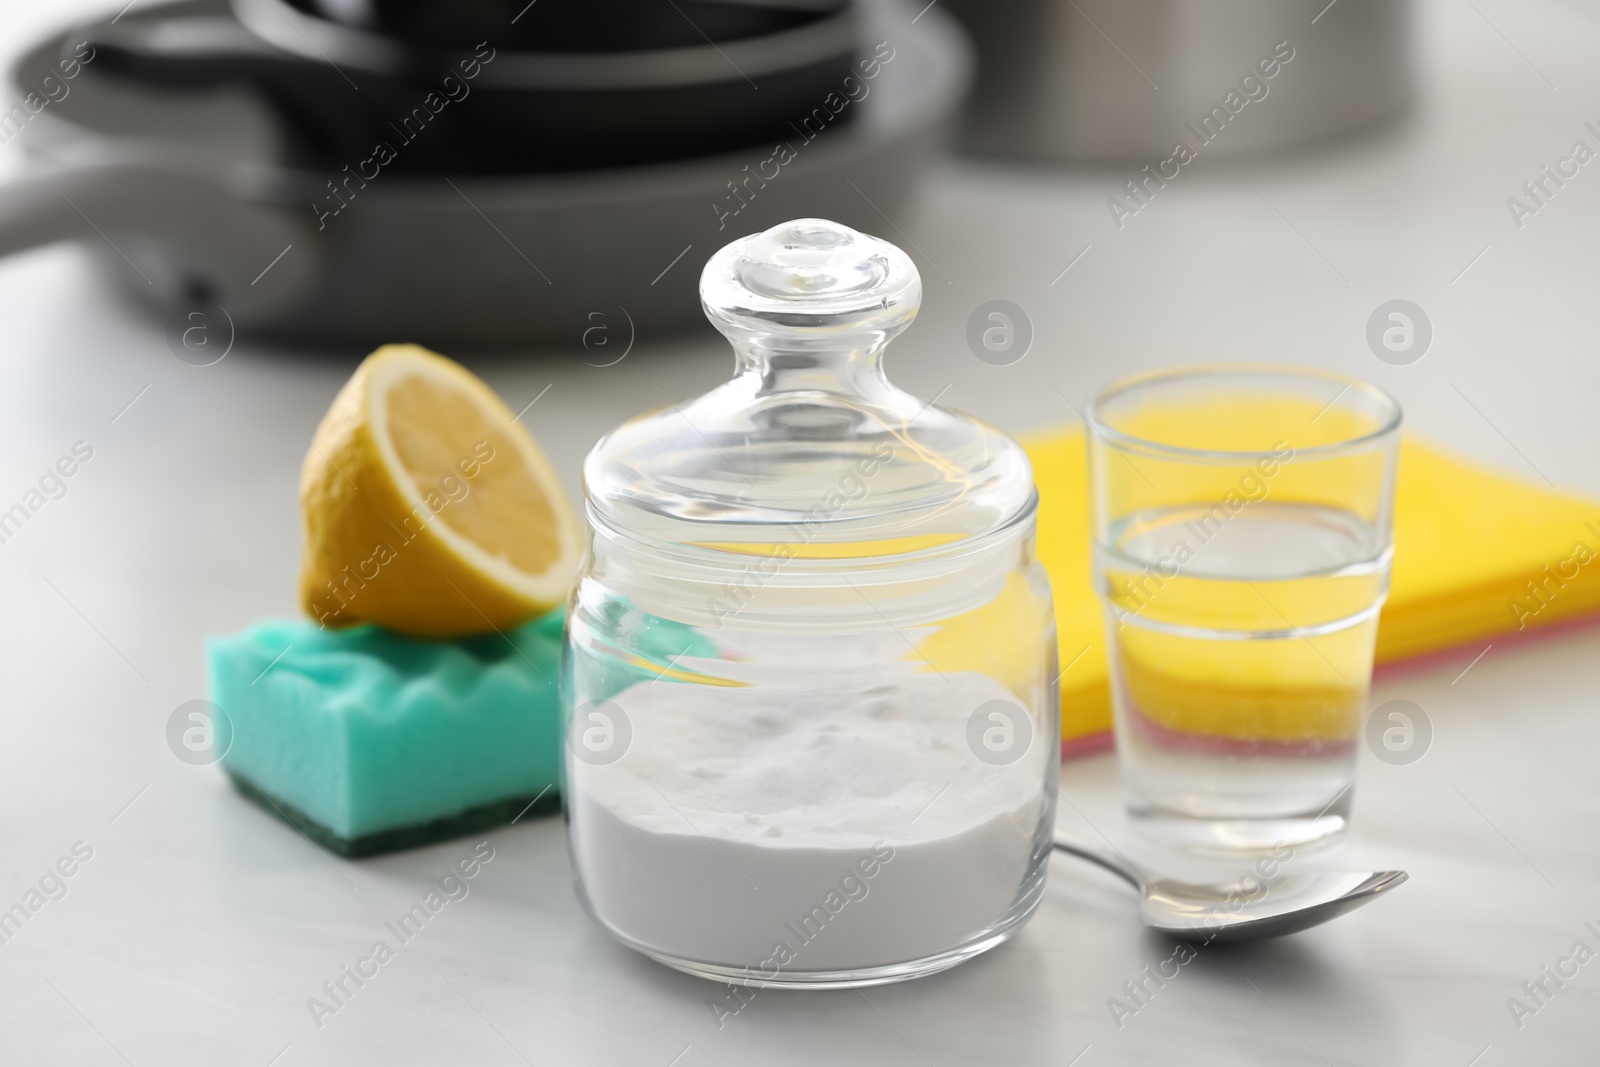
[563, 219, 1058, 989]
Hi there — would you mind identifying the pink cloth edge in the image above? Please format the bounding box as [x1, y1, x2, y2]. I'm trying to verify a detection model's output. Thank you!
[1372, 611, 1600, 681]
[1061, 731, 1114, 761]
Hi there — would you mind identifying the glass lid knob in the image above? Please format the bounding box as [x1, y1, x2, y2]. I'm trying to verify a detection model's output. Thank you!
[700, 218, 922, 343]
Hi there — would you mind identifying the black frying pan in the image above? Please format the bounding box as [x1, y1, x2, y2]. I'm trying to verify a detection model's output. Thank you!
[0, 0, 966, 346]
[82, 0, 861, 173]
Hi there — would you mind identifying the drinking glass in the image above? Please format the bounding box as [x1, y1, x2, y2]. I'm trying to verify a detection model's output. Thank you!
[1087, 366, 1401, 853]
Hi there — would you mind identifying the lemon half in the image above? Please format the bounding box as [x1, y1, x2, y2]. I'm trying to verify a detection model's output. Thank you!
[298, 344, 580, 636]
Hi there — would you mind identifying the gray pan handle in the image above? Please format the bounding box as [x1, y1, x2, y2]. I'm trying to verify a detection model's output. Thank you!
[0, 150, 313, 317]
[80, 15, 296, 87]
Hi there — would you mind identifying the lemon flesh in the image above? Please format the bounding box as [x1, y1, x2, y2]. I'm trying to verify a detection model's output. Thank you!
[298, 344, 580, 637]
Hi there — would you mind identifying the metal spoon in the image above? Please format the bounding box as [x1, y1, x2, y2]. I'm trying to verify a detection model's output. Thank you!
[1053, 835, 1408, 943]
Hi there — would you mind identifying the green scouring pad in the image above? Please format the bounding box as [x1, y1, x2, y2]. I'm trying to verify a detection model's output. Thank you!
[206, 610, 565, 857]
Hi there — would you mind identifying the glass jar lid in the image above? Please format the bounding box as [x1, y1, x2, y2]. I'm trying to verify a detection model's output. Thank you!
[583, 218, 1036, 560]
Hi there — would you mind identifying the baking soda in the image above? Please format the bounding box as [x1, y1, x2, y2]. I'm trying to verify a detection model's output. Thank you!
[568, 671, 1048, 973]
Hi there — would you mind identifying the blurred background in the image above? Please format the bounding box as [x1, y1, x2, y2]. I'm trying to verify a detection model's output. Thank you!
[2, 0, 1599, 1062]
[0, 0, 1593, 513]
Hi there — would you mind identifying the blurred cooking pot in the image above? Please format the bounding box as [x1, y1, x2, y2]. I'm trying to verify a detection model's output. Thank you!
[943, 0, 1411, 161]
[0, 0, 969, 348]
[85, 0, 864, 173]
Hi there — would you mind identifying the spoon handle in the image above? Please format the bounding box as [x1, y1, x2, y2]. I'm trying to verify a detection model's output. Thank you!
[1052, 835, 1147, 893]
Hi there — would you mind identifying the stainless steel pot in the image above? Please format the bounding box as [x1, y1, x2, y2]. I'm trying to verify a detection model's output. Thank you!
[0, 0, 969, 348]
[943, 0, 1411, 162]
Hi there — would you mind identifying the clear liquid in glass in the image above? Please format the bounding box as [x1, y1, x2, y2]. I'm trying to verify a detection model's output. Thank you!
[1097, 500, 1390, 853]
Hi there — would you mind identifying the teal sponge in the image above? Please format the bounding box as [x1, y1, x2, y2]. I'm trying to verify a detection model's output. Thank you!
[206, 611, 564, 857]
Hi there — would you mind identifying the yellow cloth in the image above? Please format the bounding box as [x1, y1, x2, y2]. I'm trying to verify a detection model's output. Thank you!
[1025, 428, 1600, 745]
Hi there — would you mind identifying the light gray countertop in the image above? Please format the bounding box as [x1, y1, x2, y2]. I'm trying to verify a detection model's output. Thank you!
[1, 0, 1598, 1063]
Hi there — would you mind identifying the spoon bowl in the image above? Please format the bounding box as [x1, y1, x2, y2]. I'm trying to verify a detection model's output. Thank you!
[1054, 835, 1408, 944]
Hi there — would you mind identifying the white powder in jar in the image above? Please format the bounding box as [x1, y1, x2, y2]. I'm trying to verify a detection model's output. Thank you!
[567, 671, 1050, 974]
